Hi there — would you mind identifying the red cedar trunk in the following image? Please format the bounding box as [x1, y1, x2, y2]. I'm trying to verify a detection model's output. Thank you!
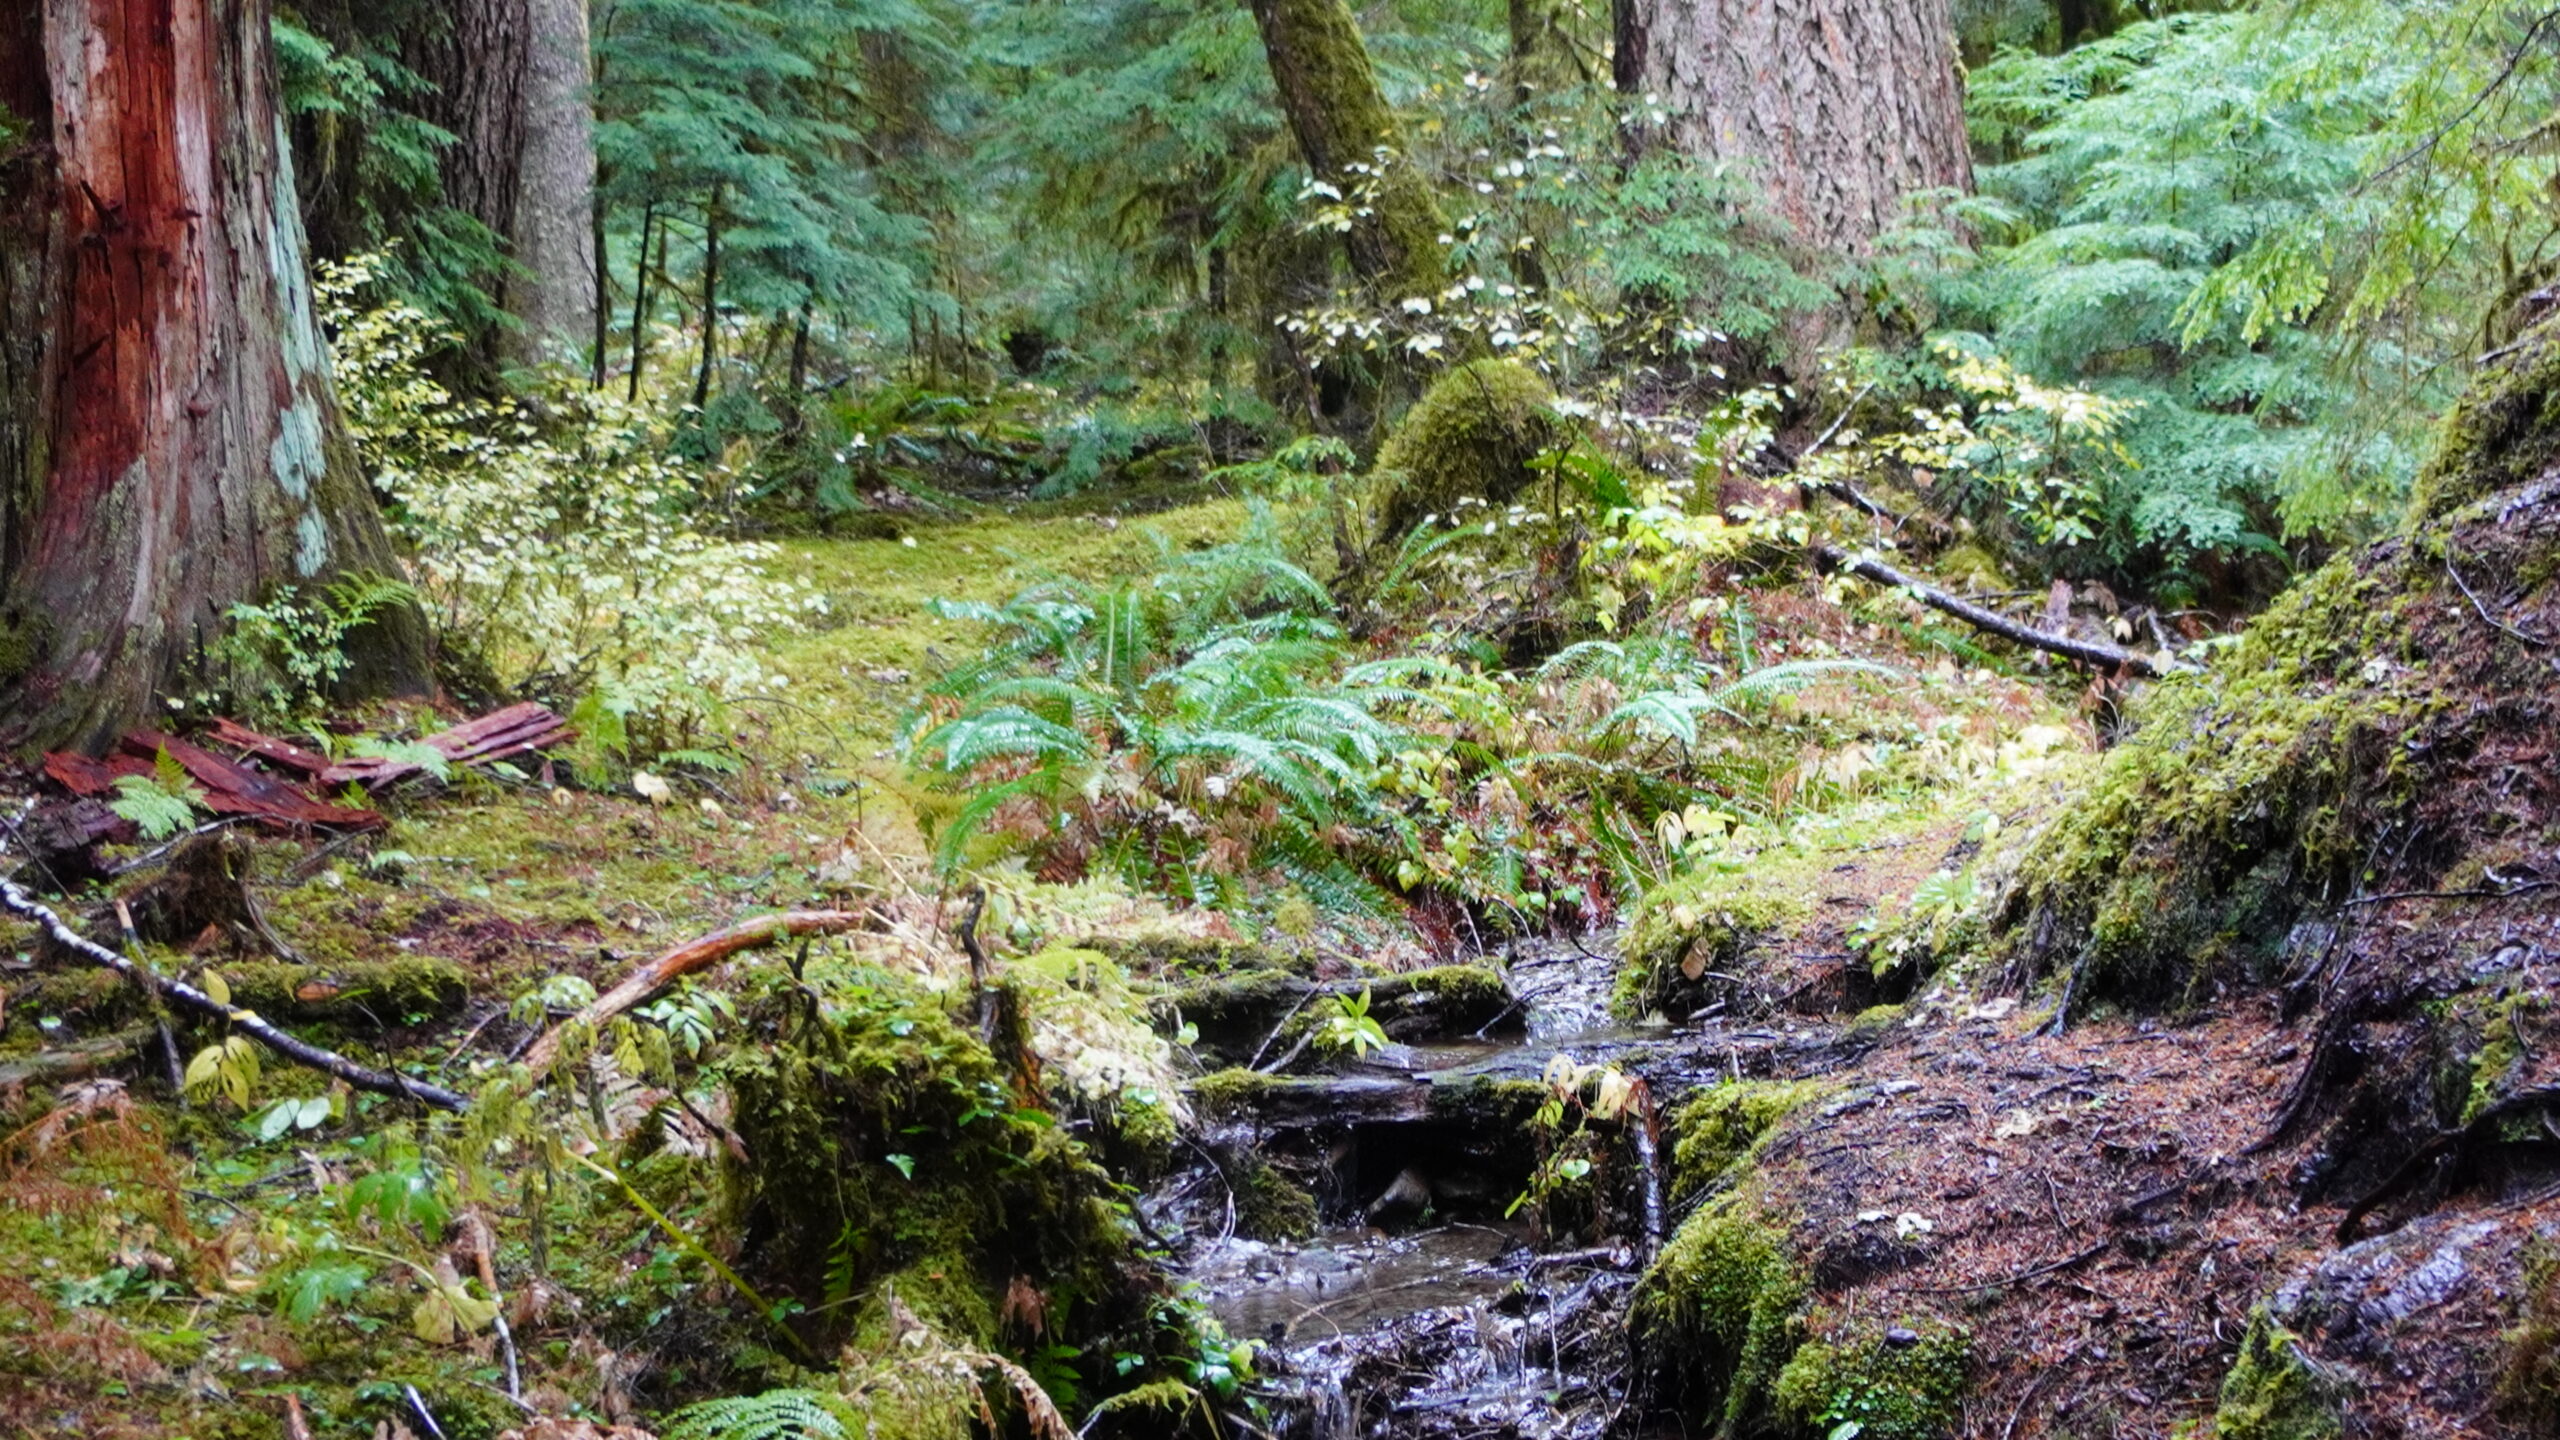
[0, 0, 429, 752]
[1612, 0, 1972, 258]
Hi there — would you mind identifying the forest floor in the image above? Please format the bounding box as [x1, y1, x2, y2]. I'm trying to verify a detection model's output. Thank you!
[2, 469, 2553, 1440]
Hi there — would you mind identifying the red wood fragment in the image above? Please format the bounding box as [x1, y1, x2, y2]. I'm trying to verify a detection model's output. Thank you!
[119, 731, 384, 832]
[316, 703, 574, 787]
[43, 752, 154, 797]
[204, 718, 331, 776]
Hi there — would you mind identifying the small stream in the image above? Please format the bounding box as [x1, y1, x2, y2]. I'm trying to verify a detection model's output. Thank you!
[1159, 935, 1847, 1440]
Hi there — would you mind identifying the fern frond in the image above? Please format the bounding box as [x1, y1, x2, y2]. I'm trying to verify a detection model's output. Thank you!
[663, 1389, 854, 1440]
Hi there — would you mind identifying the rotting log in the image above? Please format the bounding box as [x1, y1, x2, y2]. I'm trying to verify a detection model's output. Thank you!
[519, 910, 867, 1073]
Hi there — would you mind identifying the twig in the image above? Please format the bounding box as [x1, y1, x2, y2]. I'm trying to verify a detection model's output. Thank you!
[1814, 545, 2167, 678]
[1891, 1240, 2108, 1295]
[2337, 879, 2556, 909]
[2000, 1343, 2085, 1440]
[519, 910, 865, 1073]
[0, 873, 468, 1111]
[1245, 986, 1324, 1070]
[2445, 551, 2551, 649]
[404, 1385, 451, 1440]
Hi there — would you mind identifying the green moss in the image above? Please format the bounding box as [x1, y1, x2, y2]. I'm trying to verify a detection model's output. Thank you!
[2409, 317, 2560, 523]
[721, 964, 1148, 1357]
[2461, 991, 2538, 1125]
[1253, 0, 1452, 308]
[1668, 1080, 1834, 1200]
[1426, 1074, 1548, 1132]
[221, 956, 469, 1022]
[1992, 553, 2430, 1013]
[1189, 1066, 1286, 1120]
[2214, 1309, 2342, 1440]
[1845, 1004, 1908, 1041]
[1231, 1155, 1320, 1241]
[1632, 1191, 1809, 1434]
[1772, 1320, 1970, 1440]
[1618, 871, 1813, 1019]
[2498, 1239, 2560, 1430]
[7, 967, 135, 1029]
[1373, 359, 1560, 539]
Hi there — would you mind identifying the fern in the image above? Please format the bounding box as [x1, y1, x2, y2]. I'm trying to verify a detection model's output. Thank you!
[108, 771, 202, 842]
[663, 1389, 854, 1440]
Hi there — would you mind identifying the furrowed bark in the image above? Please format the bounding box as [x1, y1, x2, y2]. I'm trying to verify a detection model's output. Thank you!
[0, 0, 431, 753]
[505, 0, 596, 367]
[1612, 0, 1972, 258]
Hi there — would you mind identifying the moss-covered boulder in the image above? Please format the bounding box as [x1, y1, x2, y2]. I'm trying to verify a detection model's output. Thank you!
[1631, 1190, 1811, 1434]
[1989, 321, 2560, 1018]
[1372, 359, 1561, 540]
[1667, 1079, 1834, 1200]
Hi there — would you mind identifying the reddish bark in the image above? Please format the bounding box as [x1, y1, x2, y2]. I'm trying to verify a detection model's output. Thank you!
[0, 0, 429, 751]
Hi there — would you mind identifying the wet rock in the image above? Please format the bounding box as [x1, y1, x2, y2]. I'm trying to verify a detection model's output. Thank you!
[2270, 1214, 2506, 1354]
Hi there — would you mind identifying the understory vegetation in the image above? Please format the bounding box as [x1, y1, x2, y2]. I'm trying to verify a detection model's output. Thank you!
[12, 1, 2560, 1439]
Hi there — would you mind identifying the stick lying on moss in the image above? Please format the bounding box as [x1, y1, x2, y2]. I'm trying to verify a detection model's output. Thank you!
[1813, 544, 2168, 679]
[0, 874, 470, 1111]
[520, 910, 866, 1074]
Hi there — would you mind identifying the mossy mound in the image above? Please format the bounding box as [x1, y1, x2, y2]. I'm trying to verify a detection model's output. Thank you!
[720, 963, 1162, 1369]
[1772, 1320, 1970, 1440]
[1229, 1152, 1320, 1241]
[2215, 1310, 2343, 1440]
[2410, 318, 2560, 522]
[1988, 395, 2560, 1016]
[1372, 359, 1560, 540]
[1668, 1079, 1834, 1200]
[1631, 1190, 1811, 1434]
[1618, 872, 1812, 1021]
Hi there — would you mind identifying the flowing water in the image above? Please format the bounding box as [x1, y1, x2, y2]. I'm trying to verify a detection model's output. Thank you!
[1162, 934, 1847, 1440]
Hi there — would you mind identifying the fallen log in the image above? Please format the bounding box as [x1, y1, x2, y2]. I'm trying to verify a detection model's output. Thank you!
[0, 1024, 158, 1091]
[0, 873, 467, 1111]
[1812, 544, 2168, 679]
[519, 910, 867, 1073]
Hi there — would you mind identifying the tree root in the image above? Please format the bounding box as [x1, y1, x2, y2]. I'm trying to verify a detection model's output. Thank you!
[520, 910, 866, 1073]
[2335, 1084, 2560, 1244]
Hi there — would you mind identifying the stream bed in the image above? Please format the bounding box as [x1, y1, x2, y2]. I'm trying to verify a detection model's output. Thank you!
[1157, 934, 1852, 1440]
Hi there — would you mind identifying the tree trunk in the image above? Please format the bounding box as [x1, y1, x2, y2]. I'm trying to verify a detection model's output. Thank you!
[0, 0, 430, 752]
[505, 0, 595, 367]
[1247, 0, 1451, 308]
[691, 192, 720, 410]
[1611, 0, 1972, 258]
